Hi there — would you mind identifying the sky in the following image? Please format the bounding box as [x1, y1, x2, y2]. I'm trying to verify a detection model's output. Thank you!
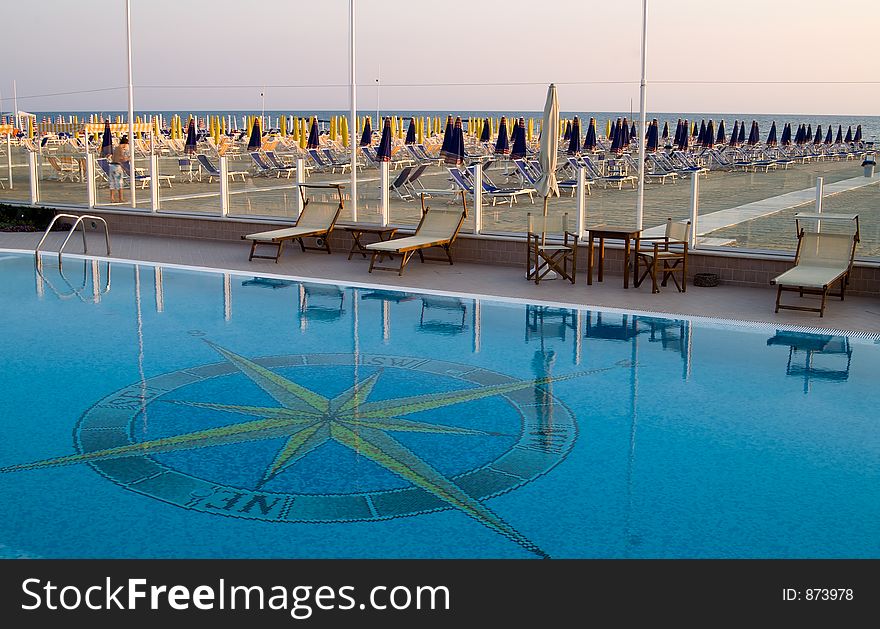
[1, 0, 879, 115]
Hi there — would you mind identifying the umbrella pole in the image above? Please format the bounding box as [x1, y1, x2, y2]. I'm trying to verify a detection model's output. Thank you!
[541, 195, 549, 247]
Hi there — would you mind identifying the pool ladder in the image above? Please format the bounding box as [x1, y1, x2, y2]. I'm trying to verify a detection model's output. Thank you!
[35, 214, 111, 269]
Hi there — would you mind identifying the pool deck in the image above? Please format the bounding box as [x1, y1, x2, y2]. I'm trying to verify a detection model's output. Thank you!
[2, 230, 879, 334]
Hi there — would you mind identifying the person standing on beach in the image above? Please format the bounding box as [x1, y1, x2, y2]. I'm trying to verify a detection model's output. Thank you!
[108, 136, 130, 203]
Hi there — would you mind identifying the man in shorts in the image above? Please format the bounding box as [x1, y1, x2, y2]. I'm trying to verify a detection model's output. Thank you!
[108, 136, 130, 203]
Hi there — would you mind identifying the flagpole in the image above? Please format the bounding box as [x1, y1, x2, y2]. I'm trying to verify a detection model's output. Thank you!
[125, 0, 136, 208]
[635, 0, 648, 231]
[349, 0, 358, 221]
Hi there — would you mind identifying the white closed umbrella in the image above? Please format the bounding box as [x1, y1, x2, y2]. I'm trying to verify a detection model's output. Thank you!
[535, 83, 559, 205]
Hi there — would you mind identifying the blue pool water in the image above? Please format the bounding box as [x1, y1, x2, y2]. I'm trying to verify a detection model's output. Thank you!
[1, 252, 878, 559]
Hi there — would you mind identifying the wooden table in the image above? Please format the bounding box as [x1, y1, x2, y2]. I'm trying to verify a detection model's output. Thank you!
[586, 226, 642, 288]
[343, 225, 399, 260]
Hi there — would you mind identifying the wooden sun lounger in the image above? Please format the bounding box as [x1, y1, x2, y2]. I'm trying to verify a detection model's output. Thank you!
[771, 213, 860, 317]
[242, 184, 344, 262]
[366, 193, 467, 275]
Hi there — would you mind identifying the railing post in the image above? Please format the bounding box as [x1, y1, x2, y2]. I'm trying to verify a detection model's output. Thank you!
[815, 176, 823, 233]
[219, 155, 229, 217]
[149, 153, 159, 212]
[86, 153, 96, 208]
[28, 149, 38, 204]
[576, 166, 586, 238]
[379, 160, 389, 226]
[6, 135, 12, 189]
[472, 161, 483, 234]
[689, 170, 700, 249]
[295, 158, 305, 217]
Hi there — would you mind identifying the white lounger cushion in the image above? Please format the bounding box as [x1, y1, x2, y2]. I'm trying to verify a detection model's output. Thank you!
[771, 232, 854, 288]
[243, 226, 325, 242]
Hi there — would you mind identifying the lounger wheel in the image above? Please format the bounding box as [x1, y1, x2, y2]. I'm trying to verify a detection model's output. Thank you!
[316, 238, 325, 247]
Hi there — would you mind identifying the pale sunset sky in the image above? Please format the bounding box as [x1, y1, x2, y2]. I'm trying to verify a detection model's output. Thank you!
[2, 0, 878, 115]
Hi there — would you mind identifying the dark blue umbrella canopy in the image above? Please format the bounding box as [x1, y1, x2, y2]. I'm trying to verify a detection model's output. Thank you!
[716, 119, 726, 144]
[630, 121, 637, 140]
[697, 120, 707, 146]
[621, 118, 630, 148]
[510, 118, 527, 159]
[824, 126, 833, 144]
[729, 120, 739, 147]
[610, 119, 622, 153]
[835, 125, 843, 144]
[704, 120, 715, 149]
[646, 119, 659, 152]
[854, 124, 862, 142]
[307, 117, 320, 149]
[678, 121, 689, 150]
[562, 120, 571, 142]
[376, 117, 392, 161]
[247, 118, 262, 151]
[794, 124, 803, 145]
[844, 126, 853, 143]
[766, 121, 777, 147]
[806, 124, 813, 142]
[813, 125, 823, 144]
[662, 120, 669, 140]
[184, 118, 197, 154]
[673, 119, 683, 147]
[359, 116, 372, 147]
[780, 123, 791, 146]
[748, 121, 759, 146]
[100, 120, 113, 157]
[583, 117, 597, 151]
[405, 117, 416, 144]
[495, 116, 510, 154]
[439, 115, 453, 156]
[453, 117, 466, 163]
[567, 116, 581, 155]
[480, 118, 490, 142]
[691, 121, 699, 138]
[738, 121, 746, 144]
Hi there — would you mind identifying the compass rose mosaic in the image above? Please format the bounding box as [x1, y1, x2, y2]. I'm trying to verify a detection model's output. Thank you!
[2, 341, 628, 557]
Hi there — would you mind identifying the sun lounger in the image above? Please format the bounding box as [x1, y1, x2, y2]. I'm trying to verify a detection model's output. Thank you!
[242, 184, 344, 262]
[196, 154, 248, 182]
[264, 151, 298, 178]
[771, 213, 860, 317]
[366, 192, 468, 275]
[389, 165, 416, 200]
[322, 148, 354, 173]
[449, 167, 534, 206]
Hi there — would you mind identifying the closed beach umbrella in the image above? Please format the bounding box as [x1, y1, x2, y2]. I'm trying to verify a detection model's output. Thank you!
[813, 125, 823, 145]
[439, 115, 454, 159]
[307, 117, 320, 149]
[704, 120, 715, 149]
[692, 121, 699, 138]
[360, 116, 372, 146]
[697, 120, 707, 146]
[824, 126, 833, 144]
[247, 118, 262, 151]
[495, 116, 510, 154]
[738, 121, 746, 145]
[729, 120, 739, 147]
[662, 120, 669, 141]
[673, 119, 683, 147]
[835, 125, 843, 144]
[567, 116, 581, 155]
[844, 125, 853, 143]
[747, 121, 759, 146]
[630, 121, 637, 141]
[805, 124, 812, 142]
[583, 117, 597, 151]
[376, 117, 392, 161]
[679, 122, 689, 151]
[646, 119, 659, 152]
[716, 119, 726, 144]
[480, 118, 491, 142]
[185, 118, 197, 154]
[510, 118, 527, 159]
[854, 124, 862, 143]
[606, 119, 612, 139]
[453, 116, 466, 164]
[610, 120, 622, 153]
[780, 123, 791, 146]
[766, 121, 777, 147]
[100, 119, 113, 157]
[562, 120, 571, 142]
[536, 83, 560, 217]
[405, 117, 416, 145]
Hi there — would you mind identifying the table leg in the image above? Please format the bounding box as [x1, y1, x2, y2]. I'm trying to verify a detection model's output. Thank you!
[623, 236, 631, 289]
[587, 234, 594, 285]
[347, 231, 365, 260]
[598, 237, 605, 283]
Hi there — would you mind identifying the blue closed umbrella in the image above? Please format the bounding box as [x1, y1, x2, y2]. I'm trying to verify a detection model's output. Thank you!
[376, 117, 392, 161]
[307, 117, 320, 149]
[646, 119, 659, 152]
[439, 115, 454, 157]
[562, 120, 571, 142]
[480, 117, 491, 142]
[405, 117, 416, 145]
[610, 119, 622, 153]
[583, 118, 597, 151]
[747, 121, 759, 146]
[780, 123, 791, 146]
[844, 125, 853, 143]
[185, 118, 197, 155]
[766, 121, 777, 147]
[805, 124, 813, 142]
[854, 124, 862, 143]
[716, 119, 726, 144]
[738, 121, 746, 144]
[729, 120, 739, 147]
[453, 116, 466, 164]
[835, 125, 843, 144]
[510, 118, 527, 159]
[673, 119, 683, 147]
[692, 121, 699, 138]
[495, 116, 510, 154]
[824, 126, 833, 144]
[359, 116, 372, 147]
[696, 120, 706, 146]
[247, 118, 262, 151]
[704, 120, 715, 149]
[567, 116, 581, 155]
[630, 121, 637, 140]
[661, 120, 669, 141]
[100, 119, 113, 157]
[813, 125, 823, 145]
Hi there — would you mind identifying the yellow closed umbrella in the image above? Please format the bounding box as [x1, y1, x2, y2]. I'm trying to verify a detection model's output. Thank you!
[417, 117, 424, 144]
[527, 118, 534, 143]
[606, 119, 612, 139]
[341, 115, 349, 147]
[300, 118, 308, 149]
[221, 116, 226, 136]
[280, 114, 287, 137]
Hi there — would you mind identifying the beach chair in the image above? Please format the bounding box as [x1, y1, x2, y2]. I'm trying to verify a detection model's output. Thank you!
[250, 151, 281, 177]
[242, 184, 344, 262]
[366, 192, 468, 275]
[634, 218, 691, 293]
[389, 165, 416, 200]
[526, 212, 578, 285]
[581, 155, 637, 189]
[449, 167, 534, 206]
[322, 148, 354, 173]
[771, 213, 860, 317]
[196, 154, 248, 182]
[517, 158, 584, 196]
[265, 151, 298, 178]
[47, 156, 79, 182]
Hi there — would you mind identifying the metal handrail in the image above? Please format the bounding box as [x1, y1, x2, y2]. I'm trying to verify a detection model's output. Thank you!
[35, 213, 111, 268]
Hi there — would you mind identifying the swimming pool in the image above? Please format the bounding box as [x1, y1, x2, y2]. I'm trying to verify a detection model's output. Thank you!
[1, 251, 878, 559]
